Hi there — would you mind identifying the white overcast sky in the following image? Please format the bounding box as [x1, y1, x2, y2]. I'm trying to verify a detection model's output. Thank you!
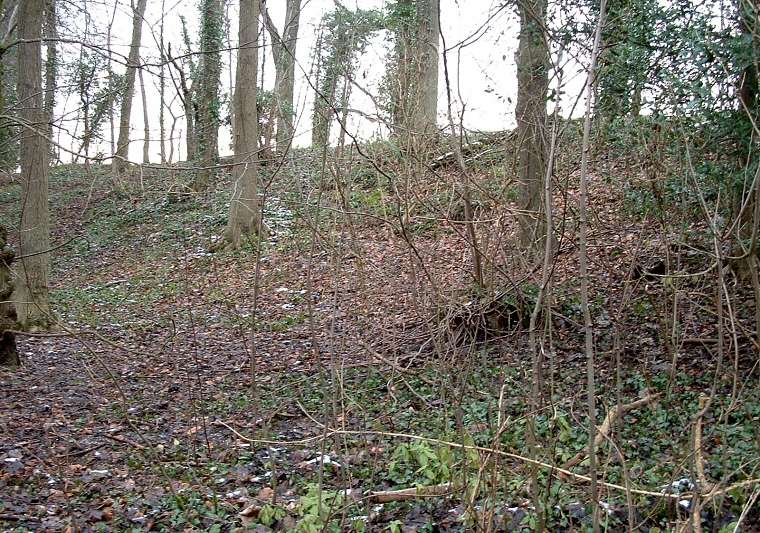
[54, 0, 588, 163]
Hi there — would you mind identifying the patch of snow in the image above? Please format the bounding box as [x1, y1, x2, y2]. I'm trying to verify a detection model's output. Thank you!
[306, 454, 342, 468]
[661, 478, 694, 494]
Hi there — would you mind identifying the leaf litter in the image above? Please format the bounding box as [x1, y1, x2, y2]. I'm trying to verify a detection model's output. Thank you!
[0, 152, 758, 532]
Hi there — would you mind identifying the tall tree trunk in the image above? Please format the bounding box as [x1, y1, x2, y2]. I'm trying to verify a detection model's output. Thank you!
[387, 0, 414, 137]
[193, 0, 223, 191]
[736, 0, 760, 341]
[279, 0, 300, 152]
[139, 65, 150, 163]
[516, 1, 549, 528]
[159, 0, 166, 163]
[311, 30, 329, 148]
[311, 7, 380, 149]
[385, 0, 437, 151]
[261, 0, 301, 154]
[411, 0, 438, 138]
[43, 0, 56, 142]
[107, 0, 118, 158]
[218, 0, 268, 250]
[16, 0, 51, 326]
[167, 45, 198, 162]
[515, 0, 549, 254]
[113, 0, 148, 176]
[0, 4, 18, 173]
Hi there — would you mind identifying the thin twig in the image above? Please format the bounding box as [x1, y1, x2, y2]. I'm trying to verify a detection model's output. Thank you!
[359, 340, 435, 386]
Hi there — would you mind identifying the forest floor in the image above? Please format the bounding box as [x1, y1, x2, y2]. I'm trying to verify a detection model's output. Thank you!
[1, 137, 759, 532]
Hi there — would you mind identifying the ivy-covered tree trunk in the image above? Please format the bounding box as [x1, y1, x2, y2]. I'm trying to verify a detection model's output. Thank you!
[386, 0, 415, 135]
[113, 0, 148, 176]
[311, 7, 381, 148]
[385, 0, 438, 150]
[596, 0, 656, 121]
[0, 225, 17, 366]
[311, 30, 331, 148]
[193, 0, 223, 191]
[515, 0, 549, 254]
[16, 0, 51, 327]
[217, 0, 268, 250]
[735, 0, 760, 342]
[410, 0, 439, 139]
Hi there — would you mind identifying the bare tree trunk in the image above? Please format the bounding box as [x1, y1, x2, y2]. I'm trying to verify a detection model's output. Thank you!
[43, 0, 56, 142]
[515, 0, 549, 254]
[218, 0, 269, 250]
[113, 0, 148, 176]
[411, 0, 438, 138]
[0, 5, 18, 174]
[159, 0, 166, 163]
[16, 0, 51, 327]
[279, 0, 300, 152]
[261, 0, 301, 154]
[107, 1, 118, 158]
[167, 46, 198, 162]
[139, 65, 150, 163]
[516, 0, 548, 529]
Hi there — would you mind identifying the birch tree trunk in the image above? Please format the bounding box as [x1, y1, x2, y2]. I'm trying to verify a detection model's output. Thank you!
[15, 0, 51, 326]
[113, 0, 148, 176]
[218, 0, 269, 250]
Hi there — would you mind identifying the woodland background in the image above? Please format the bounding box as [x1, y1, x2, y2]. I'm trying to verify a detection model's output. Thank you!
[1, 0, 760, 532]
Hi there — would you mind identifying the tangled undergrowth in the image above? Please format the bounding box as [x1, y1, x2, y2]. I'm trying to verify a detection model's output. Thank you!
[1, 131, 759, 532]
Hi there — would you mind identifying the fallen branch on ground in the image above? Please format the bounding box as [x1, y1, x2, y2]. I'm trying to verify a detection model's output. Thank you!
[368, 483, 455, 503]
[561, 393, 662, 472]
[359, 340, 435, 386]
[102, 433, 146, 450]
